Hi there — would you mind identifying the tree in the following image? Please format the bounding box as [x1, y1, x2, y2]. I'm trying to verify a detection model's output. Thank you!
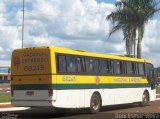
[134, 0, 160, 58]
[107, 0, 160, 58]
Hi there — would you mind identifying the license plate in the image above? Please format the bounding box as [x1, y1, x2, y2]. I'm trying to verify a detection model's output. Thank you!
[26, 91, 34, 96]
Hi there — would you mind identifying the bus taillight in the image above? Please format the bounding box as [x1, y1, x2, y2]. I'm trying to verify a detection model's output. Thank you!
[48, 86, 53, 96]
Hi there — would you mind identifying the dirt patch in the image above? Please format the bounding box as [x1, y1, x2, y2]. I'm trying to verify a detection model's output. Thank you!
[0, 104, 14, 108]
[157, 94, 160, 98]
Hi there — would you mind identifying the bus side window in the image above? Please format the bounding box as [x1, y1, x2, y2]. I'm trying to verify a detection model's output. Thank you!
[76, 57, 86, 73]
[85, 57, 95, 73]
[114, 60, 121, 74]
[115, 60, 124, 75]
[135, 63, 139, 75]
[132, 62, 138, 75]
[100, 59, 109, 74]
[109, 60, 114, 74]
[94, 59, 99, 73]
[123, 61, 127, 74]
[138, 63, 145, 75]
[66, 55, 77, 73]
[57, 55, 67, 73]
[119, 61, 124, 74]
[127, 62, 132, 75]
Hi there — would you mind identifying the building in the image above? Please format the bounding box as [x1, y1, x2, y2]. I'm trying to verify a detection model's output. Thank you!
[0, 60, 10, 83]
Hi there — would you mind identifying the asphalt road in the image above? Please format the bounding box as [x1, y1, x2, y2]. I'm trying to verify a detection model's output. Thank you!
[1, 100, 160, 119]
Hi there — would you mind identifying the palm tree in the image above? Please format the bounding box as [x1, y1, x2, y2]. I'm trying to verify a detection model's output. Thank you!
[107, 0, 160, 58]
[134, 0, 160, 58]
[107, 0, 137, 57]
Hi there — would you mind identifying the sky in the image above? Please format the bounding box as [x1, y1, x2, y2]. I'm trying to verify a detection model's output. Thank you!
[0, 0, 160, 67]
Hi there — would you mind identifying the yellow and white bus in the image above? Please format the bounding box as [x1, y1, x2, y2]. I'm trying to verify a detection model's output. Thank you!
[11, 46, 156, 113]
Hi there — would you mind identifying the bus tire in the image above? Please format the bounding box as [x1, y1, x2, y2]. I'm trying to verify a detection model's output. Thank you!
[90, 93, 101, 114]
[139, 91, 149, 106]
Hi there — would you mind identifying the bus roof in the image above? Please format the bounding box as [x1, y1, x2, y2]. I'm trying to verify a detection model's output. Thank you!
[14, 46, 153, 64]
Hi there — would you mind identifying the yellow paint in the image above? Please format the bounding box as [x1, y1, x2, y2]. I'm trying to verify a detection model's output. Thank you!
[11, 47, 52, 75]
[55, 75, 148, 84]
[11, 75, 54, 85]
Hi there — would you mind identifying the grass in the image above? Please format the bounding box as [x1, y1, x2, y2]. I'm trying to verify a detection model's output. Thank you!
[156, 86, 160, 94]
[0, 93, 11, 103]
[0, 83, 10, 86]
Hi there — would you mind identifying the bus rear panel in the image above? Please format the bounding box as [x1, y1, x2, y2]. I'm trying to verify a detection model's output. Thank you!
[11, 47, 56, 107]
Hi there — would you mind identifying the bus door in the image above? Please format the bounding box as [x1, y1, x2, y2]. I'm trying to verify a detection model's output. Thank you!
[145, 63, 155, 90]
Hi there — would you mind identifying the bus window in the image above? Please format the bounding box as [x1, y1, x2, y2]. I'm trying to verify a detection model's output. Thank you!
[76, 57, 86, 73]
[135, 63, 139, 75]
[85, 57, 95, 73]
[145, 63, 154, 77]
[124, 62, 127, 74]
[138, 63, 145, 75]
[94, 59, 99, 73]
[100, 59, 109, 74]
[66, 55, 77, 73]
[127, 62, 132, 75]
[109, 60, 114, 73]
[114, 60, 121, 74]
[119, 61, 124, 74]
[57, 55, 67, 73]
[132, 62, 139, 75]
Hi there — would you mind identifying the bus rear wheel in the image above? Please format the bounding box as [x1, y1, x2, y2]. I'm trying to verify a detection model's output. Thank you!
[90, 93, 101, 114]
[139, 91, 149, 106]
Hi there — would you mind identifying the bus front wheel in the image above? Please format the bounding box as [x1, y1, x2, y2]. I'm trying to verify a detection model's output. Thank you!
[90, 93, 101, 114]
[139, 91, 149, 106]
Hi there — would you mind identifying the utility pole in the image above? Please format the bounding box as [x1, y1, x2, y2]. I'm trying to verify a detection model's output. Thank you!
[22, 0, 25, 48]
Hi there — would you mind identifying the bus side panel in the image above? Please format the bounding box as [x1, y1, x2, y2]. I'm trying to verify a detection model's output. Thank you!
[53, 90, 85, 108]
[83, 88, 143, 108]
[147, 88, 156, 101]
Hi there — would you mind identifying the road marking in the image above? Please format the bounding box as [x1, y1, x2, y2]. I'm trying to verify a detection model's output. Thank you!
[0, 107, 30, 112]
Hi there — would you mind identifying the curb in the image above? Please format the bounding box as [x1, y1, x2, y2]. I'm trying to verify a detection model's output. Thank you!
[0, 102, 11, 105]
[0, 107, 30, 112]
[156, 98, 160, 100]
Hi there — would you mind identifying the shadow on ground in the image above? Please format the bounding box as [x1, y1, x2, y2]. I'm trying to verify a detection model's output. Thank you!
[2, 103, 147, 119]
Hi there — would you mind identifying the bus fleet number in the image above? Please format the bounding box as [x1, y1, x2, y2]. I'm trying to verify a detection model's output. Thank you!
[24, 65, 45, 71]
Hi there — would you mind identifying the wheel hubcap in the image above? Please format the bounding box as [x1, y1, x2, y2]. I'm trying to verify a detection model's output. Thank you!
[142, 94, 147, 104]
[92, 98, 99, 110]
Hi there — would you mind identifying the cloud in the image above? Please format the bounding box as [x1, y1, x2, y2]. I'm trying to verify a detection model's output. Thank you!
[0, 0, 160, 67]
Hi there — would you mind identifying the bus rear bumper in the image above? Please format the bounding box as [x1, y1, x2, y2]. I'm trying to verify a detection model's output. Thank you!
[11, 100, 56, 107]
